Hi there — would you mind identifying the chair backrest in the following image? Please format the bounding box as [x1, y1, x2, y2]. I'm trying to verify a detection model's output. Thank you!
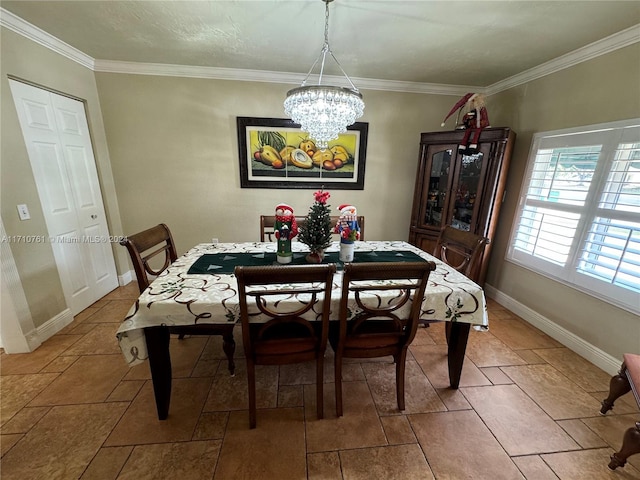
[235, 264, 336, 360]
[120, 223, 178, 293]
[259, 215, 366, 242]
[337, 261, 435, 354]
[259, 215, 308, 242]
[433, 226, 488, 282]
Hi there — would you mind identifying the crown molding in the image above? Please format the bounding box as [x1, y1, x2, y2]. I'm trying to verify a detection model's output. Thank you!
[2, 8, 637, 97]
[93, 58, 479, 96]
[94, 59, 305, 84]
[339, 77, 479, 96]
[486, 24, 640, 95]
[0, 8, 94, 70]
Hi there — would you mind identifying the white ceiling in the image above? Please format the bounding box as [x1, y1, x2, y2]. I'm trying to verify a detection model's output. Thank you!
[2, 0, 639, 90]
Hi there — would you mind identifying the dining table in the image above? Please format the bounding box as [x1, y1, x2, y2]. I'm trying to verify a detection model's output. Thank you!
[116, 240, 488, 420]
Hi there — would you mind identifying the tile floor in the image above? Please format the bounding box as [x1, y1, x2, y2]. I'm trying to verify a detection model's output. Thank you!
[1, 283, 639, 479]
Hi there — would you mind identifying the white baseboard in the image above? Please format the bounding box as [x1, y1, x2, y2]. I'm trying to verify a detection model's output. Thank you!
[1, 328, 41, 353]
[36, 308, 73, 344]
[483, 283, 621, 376]
[118, 270, 133, 286]
[25, 328, 41, 351]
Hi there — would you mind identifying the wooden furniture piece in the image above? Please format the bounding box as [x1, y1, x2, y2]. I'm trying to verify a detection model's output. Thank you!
[600, 353, 640, 470]
[422, 226, 489, 333]
[116, 241, 485, 420]
[120, 223, 178, 294]
[409, 127, 515, 285]
[329, 261, 435, 416]
[260, 215, 365, 242]
[433, 226, 489, 283]
[235, 263, 336, 428]
[120, 224, 236, 379]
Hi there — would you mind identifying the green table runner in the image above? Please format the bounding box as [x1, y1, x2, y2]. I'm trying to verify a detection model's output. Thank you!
[187, 250, 427, 275]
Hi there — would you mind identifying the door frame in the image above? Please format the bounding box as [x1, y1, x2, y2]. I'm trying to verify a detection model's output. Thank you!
[8, 77, 119, 316]
[0, 218, 41, 353]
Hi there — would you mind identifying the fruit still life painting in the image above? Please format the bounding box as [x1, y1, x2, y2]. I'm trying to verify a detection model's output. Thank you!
[250, 129, 357, 178]
[237, 117, 368, 189]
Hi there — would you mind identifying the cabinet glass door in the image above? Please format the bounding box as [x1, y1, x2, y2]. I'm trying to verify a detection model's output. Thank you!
[451, 152, 484, 231]
[423, 149, 452, 227]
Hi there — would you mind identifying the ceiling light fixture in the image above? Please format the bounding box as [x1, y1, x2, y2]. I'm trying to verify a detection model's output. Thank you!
[283, 0, 364, 150]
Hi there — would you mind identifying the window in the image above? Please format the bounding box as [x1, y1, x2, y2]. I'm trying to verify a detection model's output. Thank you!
[508, 119, 640, 314]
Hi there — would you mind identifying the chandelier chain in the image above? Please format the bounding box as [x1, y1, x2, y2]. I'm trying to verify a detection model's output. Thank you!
[283, 0, 364, 150]
[323, 0, 330, 50]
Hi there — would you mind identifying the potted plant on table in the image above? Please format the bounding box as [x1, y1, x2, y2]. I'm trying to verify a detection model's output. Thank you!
[299, 189, 332, 263]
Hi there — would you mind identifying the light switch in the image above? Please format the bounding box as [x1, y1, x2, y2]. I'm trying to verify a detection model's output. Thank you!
[17, 204, 30, 220]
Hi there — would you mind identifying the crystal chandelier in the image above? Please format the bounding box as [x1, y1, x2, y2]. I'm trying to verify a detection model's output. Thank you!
[284, 0, 364, 150]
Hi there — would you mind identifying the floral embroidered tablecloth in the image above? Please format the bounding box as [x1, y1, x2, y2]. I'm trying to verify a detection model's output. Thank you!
[116, 241, 487, 365]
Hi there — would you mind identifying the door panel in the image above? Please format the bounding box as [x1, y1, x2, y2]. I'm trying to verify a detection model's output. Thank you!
[52, 93, 117, 298]
[59, 236, 90, 295]
[35, 142, 75, 216]
[67, 147, 97, 209]
[9, 79, 118, 314]
[84, 223, 111, 281]
[56, 107, 82, 134]
[22, 97, 54, 131]
[450, 151, 486, 232]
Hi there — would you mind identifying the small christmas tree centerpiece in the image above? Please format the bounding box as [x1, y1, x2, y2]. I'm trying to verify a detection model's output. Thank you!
[299, 189, 332, 263]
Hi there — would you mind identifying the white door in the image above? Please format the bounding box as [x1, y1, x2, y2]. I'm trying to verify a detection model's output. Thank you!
[9, 79, 118, 315]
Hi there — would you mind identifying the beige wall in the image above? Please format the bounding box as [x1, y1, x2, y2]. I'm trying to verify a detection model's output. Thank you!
[94, 73, 456, 254]
[0, 28, 127, 328]
[486, 44, 640, 358]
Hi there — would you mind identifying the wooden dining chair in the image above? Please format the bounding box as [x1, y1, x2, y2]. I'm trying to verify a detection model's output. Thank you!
[120, 223, 236, 375]
[600, 353, 640, 470]
[259, 215, 365, 242]
[120, 223, 178, 293]
[433, 225, 488, 282]
[420, 225, 489, 334]
[235, 263, 336, 428]
[329, 261, 435, 416]
[423, 225, 489, 334]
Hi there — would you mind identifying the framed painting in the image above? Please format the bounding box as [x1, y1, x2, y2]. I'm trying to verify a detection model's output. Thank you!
[237, 117, 368, 189]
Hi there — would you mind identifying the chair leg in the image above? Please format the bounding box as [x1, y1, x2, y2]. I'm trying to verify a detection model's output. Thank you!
[222, 330, 236, 376]
[316, 355, 324, 420]
[609, 422, 640, 470]
[335, 352, 344, 417]
[396, 349, 407, 411]
[246, 359, 257, 429]
[601, 363, 630, 414]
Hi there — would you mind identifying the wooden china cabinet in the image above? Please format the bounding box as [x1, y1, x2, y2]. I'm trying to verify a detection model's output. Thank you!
[408, 127, 516, 285]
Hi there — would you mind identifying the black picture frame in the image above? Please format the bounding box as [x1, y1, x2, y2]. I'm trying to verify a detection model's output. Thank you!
[237, 117, 368, 189]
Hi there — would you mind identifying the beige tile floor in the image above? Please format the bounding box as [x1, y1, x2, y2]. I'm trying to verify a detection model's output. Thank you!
[1, 283, 639, 479]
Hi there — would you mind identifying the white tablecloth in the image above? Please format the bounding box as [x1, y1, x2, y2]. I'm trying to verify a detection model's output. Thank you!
[116, 241, 487, 365]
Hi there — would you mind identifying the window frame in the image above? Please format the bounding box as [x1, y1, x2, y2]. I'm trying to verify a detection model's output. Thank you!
[506, 118, 640, 315]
